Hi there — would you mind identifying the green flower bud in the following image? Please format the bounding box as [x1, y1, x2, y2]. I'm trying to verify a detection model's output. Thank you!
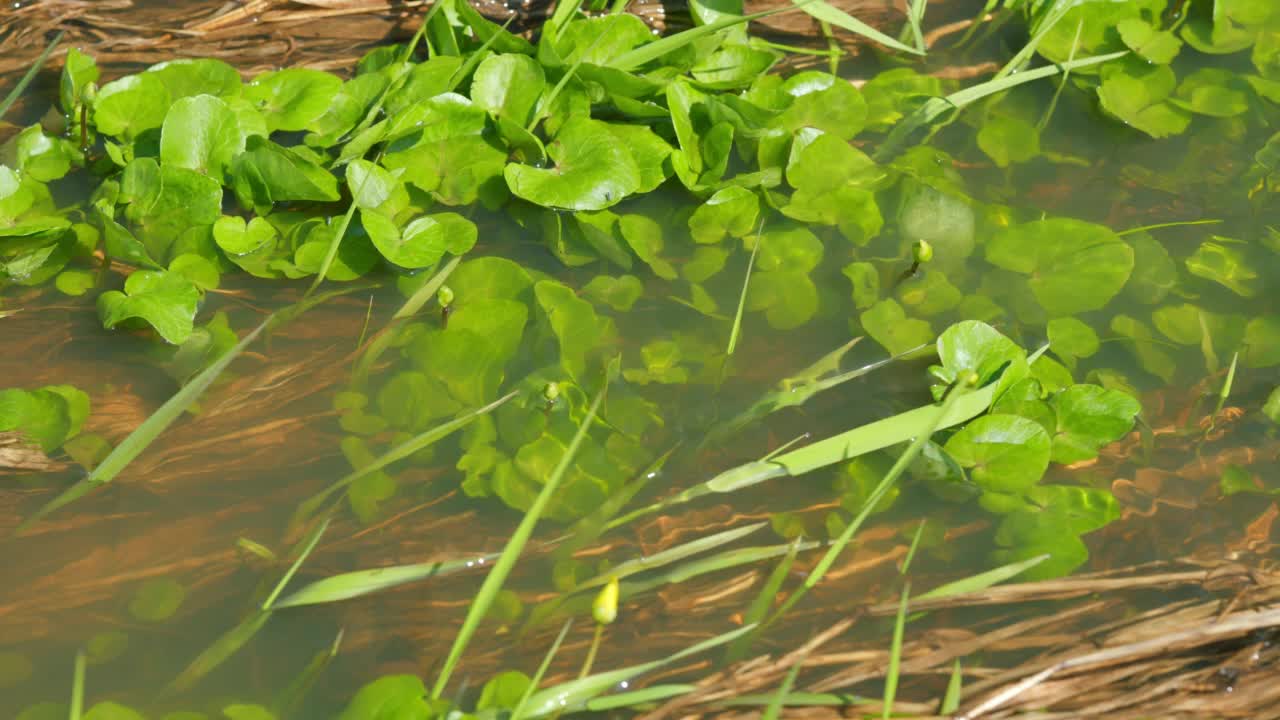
[437, 284, 454, 308]
[592, 576, 619, 625]
[912, 239, 934, 265]
[542, 382, 560, 403]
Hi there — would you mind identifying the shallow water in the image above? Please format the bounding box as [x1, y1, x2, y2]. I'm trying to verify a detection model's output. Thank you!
[3, 2, 1280, 718]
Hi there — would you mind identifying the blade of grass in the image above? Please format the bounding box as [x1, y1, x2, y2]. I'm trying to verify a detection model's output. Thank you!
[939, 659, 963, 714]
[882, 582, 910, 720]
[1037, 17, 1082, 132]
[900, 0, 927, 52]
[723, 691, 865, 707]
[764, 382, 971, 630]
[585, 684, 698, 711]
[874, 50, 1126, 162]
[274, 553, 499, 608]
[167, 520, 328, 694]
[573, 522, 767, 591]
[543, 0, 585, 45]
[1117, 218, 1222, 236]
[294, 391, 519, 524]
[273, 628, 344, 719]
[725, 537, 802, 664]
[900, 521, 927, 576]
[19, 317, 270, 533]
[509, 620, 574, 720]
[430, 372, 610, 700]
[915, 554, 1049, 602]
[69, 649, 85, 720]
[0, 31, 62, 121]
[727, 221, 763, 357]
[609, 0, 824, 71]
[1207, 351, 1239, 435]
[790, 0, 922, 56]
[762, 651, 807, 720]
[519, 624, 754, 718]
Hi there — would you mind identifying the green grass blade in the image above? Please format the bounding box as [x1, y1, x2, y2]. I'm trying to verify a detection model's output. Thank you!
[543, 0, 584, 45]
[915, 553, 1049, 602]
[168, 520, 328, 695]
[1212, 351, 1239, 421]
[905, 0, 927, 52]
[725, 537, 802, 663]
[167, 610, 273, 695]
[273, 629, 344, 718]
[574, 522, 767, 591]
[69, 649, 85, 720]
[394, 256, 462, 320]
[609, 1, 817, 71]
[939, 659, 963, 714]
[794, 0, 922, 56]
[19, 317, 271, 534]
[763, 651, 807, 720]
[0, 31, 62, 121]
[765, 385, 969, 630]
[882, 582, 910, 720]
[520, 624, 755, 718]
[725, 691, 865, 706]
[874, 50, 1127, 162]
[585, 684, 697, 711]
[263, 519, 330, 610]
[510, 620, 574, 720]
[430, 377, 609, 700]
[900, 521, 926, 576]
[274, 554, 498, 608]
[294, 390, 519, 524]
[727, 223, 762, 357]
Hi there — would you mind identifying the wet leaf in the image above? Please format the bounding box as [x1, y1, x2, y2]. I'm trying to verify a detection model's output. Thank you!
[944, 414, 1051, 494]
[0, 388, 72, 452]
[337, 675, 431, 720]
[97, 270, 200, 344]
[775, 72, 867, 139]
[1097, 60, 1190, 139]
[230, 135, 341, 209]
[1117, 17, 1183, 64]
[689, 186, 759, 244]
[1185, 237, 1261, 297]
[244, 68, 342, 133]
[129, 578, 186, 622]
[505, 117, 641, 211]
[1048, 317, 1100, 361]
[94, 73, 170, 140]
[860, 299, 933, 356]
[146, 58, 241, 100]
[160, 95, 244, 183]
[362, 210, 476, 270]
[472, 54, 545, 127]
[1049, 385, 1141, 463]
[985, 217, 1133, 316]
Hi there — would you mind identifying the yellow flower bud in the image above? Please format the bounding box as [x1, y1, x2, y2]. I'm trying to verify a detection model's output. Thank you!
[592, 576, 619, 625]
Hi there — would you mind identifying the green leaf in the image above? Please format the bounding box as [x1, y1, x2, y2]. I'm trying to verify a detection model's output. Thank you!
[97, 270, 200, 344]
[1124, 232, 1177, 304]
[896, 180, 974, 262]
[160, 95, 244, 183]
[943, 414, 1051, 494]
[93, 72, 170, 140]
[472, 53, 546, 127]
[230, 135, 341, 208]
[689, 186, 760, 244]
[363, 210, 476, 269]
[1047, 317, 1099, 364]
[1116, 17, 1183, 64]
[1263, 385, 1280, 424]
[0, 388, 72, 452]
[790, 0, 923, 55]
[213, 215, 278, 257]
[1185, 238, 1261, 297]
[1243, 315, 1280, 368]
[985, 217, 1133, 316]
[535, 280, 604, 381]
[859, 299, 933, 356]
[83, 702, 145, 720]
[383, 56, 463, 116]
[1173, 68, 1251, 117]
[582, 274, 644, 312]
[244, 68, 342, 133]
[122, 161, 224, 262]
[505, 117, 641, 211]
[977, 114, 1040, 167]
[129, 578, 186, 622]
[145, 58, 242, 100]
[381, 94, 508, 207]
[1049, 385, 1140, 464]
[338, 675, 430, 720]
[776, 73, 868, 139]
[11, 125, 74, 182]
[60, 47, 99, 114]
[843, 262, 879, 309]
[1111, 315, 1177, 381]
[1097, 60, 1190, 139]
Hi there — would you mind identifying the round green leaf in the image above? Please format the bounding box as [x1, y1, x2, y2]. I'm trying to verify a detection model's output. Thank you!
[943, 414, 1051, 494]
[688, 186, 759, 244]
[859, 299, 933, 356]
[160, 95, 244, 183]
[1049, 384, 1141, 464]
[244, 68, 342, 133]
[146, 58, 242, 100]
[505, 117, 641, 211]
[214, 215, 278, 257]
[97, 270, 200, 345]
[471, 53, 545, 126]
[977, 114, 1040, 167]
[94, 73, 171, 139]
[1047, 317, 1099, 360]
[365, 211, 477, 269]
[128, 578, 186, 622]
[985, 218, 1133, 316]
